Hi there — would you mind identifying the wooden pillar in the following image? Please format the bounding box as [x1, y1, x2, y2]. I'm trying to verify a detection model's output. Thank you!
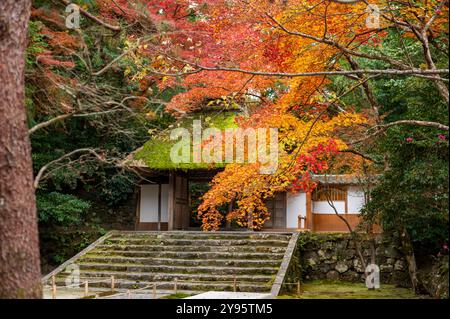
[134, 186, 141, 230]
[157, 183, 162, 231]
[306, 192, 313, 231]
[183, 177, 190, 230]
[344, 187, 348, 215]
[167, 173, 175, 231]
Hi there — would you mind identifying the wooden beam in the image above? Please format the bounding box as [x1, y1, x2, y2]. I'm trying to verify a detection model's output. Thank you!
[306, 192, 313, 231]
[157, 183, 162, 231]
[167, 173, 174, 231]
[135, 187, 141, 230]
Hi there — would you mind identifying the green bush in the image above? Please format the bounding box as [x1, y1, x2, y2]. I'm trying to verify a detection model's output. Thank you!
[37, 192, 91, 225]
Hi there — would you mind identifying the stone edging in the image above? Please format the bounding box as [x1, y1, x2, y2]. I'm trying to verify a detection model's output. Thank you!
[270, 232, 299, 297]
[41, 230, 117, 283]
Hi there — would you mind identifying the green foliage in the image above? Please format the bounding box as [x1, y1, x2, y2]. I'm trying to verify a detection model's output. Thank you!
[25, 20, 47, 67]
[363, 138, 449, 248]
[97, 172, 138, 206]
[37, 192, 91, 225]
[279, 280, 421, 299]
[358, 32, 449, 250]
[40, 227, 105, 266]
[362, 77, 448, 248]
[328, 29, 449, 252]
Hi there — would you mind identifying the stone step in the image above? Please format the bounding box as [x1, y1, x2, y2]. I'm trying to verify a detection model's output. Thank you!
[103, 238, 289, 247]
[95, 244, 287, 254]
[110, 232, 292, 241]
[88, 249, 285, 260]
[79, 256, 282, 268]
[52, 278, 271, 293]
[54, 270, 274, 283]
[77, 263, 279, 275]
[43, 231, 295, 297]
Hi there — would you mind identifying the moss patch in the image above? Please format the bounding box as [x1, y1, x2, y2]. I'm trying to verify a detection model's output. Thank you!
[135, 111, 238, 170]
[278, 280, 426, 299]
[161, 293, 193, 299]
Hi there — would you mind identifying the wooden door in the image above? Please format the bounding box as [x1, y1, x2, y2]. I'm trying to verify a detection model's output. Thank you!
[173, 174, 189, 230]
[264, 192, 286, 229]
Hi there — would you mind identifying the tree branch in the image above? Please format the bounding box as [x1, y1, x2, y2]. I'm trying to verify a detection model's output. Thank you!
[351, 120, 449, 145]
[324, 189, 368, 275]
[265, 13, 411, 70]
[29, 113, 73, 135]
[339, 149, 382, 164]
[155, 64, 449, 78]
[34, 148, 104, 188]
[28, 109, 127, 135]
[60, 0, 121, 31]
[379, 120, 449, 131]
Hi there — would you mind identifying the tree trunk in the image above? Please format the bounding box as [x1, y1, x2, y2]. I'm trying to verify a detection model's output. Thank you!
[0, 0, 42, 299]
[399, 227, 419, 293]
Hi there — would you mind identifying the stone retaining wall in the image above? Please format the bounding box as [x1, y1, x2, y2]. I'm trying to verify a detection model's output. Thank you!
[298, 233, 410, 287]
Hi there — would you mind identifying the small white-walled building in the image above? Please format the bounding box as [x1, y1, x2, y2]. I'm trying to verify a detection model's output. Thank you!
[126, 110, 375, 233]
[134, 172, 373, 233]
[283, 175, 369, 232]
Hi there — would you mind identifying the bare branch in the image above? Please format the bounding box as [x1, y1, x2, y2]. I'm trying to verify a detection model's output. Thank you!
[155, 64, 449, 78]
[324, 188, 368, 274]
[34, 148, 105, 188]
[60, 0, 121, 31]
[29, 113, 73, 135]
[265, 13, 411, 70]
[339, 149, 382, 164]
[351, 120, 449, 145]
[28, 108, 130, 135]
[147, 44, 448, 80]
[423, 0, 448, 34]
[379, 120, 449, 131]
[92, 40, 143, 77]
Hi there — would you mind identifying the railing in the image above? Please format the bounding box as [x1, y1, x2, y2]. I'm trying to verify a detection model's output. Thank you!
[44, 274, 249, 299]
[283, 281, 303, 296]
[43, 275, 115, 299]
[298, 215, 307, 230]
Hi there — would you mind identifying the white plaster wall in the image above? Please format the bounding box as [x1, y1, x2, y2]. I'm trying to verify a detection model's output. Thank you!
[312, 186, 366, 215]
[160, 184, 169, 222]
[140, 184, 169, 222]
[347, 186, 366, 214]
[286, 192, 306, 228]
[313, 201, 346, 214]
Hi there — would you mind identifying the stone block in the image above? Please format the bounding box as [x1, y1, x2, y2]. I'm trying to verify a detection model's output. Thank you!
[335, 261, 349, 274]
[394, 259, 405, 271]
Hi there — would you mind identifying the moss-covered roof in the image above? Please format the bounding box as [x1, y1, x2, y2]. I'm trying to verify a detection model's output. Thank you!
[130, 111, 239, 170]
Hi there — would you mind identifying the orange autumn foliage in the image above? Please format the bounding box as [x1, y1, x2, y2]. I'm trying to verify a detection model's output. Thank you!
[90, 1, 446, 230]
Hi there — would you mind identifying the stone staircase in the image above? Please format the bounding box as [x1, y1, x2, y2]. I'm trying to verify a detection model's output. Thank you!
[43, 231, 297, 296]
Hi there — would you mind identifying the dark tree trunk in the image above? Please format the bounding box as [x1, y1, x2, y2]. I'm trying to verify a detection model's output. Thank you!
[399, 227, 419, 293]
[0, 0, 42, 299]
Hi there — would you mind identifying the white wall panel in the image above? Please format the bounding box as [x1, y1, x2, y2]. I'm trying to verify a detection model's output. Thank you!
[347, 186, 365, 214]
[140, 184, 169, 222]
[313, 201, 346, 214]
[286, 192, 306, 228]
[140, 185, 159, 222]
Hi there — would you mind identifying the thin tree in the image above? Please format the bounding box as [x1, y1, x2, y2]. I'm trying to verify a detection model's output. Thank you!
[0, 0, 42, 298]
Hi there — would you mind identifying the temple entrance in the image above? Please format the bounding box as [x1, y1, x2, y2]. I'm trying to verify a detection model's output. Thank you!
[136, 171, 288, 232]
[188, 181, 242, 230]
[264, 192, 287, 229]
[172, 174, 190, 230]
